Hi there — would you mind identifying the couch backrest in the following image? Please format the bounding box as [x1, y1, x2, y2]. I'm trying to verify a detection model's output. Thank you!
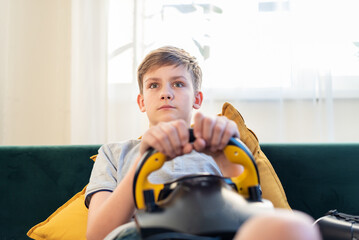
[261, 143, 359, 219]
[0, 145, 101, 239]
[1, 143, 358, 239]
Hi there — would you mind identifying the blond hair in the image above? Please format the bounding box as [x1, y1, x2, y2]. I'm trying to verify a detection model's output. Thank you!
[137, 46, 202, 94]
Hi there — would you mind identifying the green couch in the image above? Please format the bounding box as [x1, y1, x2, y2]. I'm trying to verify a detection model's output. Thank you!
[1, 143, 358, 239]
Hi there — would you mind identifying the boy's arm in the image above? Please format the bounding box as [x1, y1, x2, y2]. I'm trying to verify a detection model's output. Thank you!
[192, 112, 243, 177]
[86, 155, 140, 240]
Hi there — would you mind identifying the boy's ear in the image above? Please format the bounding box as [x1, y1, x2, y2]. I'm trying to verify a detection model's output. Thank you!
[137, 94, 146, 112]
[193, 91, 203, 109]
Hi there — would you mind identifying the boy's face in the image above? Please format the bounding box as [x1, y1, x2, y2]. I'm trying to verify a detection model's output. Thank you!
[137, 65, 203, 127]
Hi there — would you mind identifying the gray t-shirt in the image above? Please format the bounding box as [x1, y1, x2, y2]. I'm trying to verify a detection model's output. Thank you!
[85, 139, 222, 207]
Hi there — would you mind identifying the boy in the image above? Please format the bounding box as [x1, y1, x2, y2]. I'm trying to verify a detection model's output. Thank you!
[85, 46, 320, 240]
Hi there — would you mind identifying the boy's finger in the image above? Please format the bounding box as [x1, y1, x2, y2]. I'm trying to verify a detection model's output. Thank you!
[182, 142, 193, 155]
[159, 123, 182, 156]
[173, 120, 189, 148]
[202, 116, 215, 143]
[151, 126, 175, 158]
[193, 138, 206, 152]
[220, 121, 240, 150]
[193, 112, 204, 139]
[143, 131, 165, 155]
[210, 117, 227, 151]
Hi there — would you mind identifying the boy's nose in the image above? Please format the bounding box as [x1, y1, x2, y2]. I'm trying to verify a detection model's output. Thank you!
[160, 86, 173, 100]
[160, 93, 172, 100]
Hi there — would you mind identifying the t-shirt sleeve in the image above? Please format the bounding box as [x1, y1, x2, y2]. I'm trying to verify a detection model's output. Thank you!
[85, 144, 118, 208]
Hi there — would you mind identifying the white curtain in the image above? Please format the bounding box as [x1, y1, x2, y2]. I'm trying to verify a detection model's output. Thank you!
[71, 0, 109, 144]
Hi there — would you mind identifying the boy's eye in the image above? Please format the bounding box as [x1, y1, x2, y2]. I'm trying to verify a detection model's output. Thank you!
[149, 83, 159, 89]
[173, 82, 184, 88]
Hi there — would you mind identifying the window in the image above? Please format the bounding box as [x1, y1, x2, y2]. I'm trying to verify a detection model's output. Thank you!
[107, 0, 359, 100]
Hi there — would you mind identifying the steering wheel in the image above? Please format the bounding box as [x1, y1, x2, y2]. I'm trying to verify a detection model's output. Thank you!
[133, 129, 261, 210]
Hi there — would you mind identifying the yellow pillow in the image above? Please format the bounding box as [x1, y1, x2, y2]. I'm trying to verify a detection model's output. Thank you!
[27, 155, 97, 240]
[27, 186, 88, 240]
[220, 102, 291, 209]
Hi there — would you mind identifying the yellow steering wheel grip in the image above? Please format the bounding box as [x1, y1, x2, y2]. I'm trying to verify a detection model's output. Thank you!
[224, 138, 260, 198]
[133, 130, 260, 210]
[133, 150, 166, 210]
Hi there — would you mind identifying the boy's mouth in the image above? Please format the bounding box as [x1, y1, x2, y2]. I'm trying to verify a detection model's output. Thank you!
[158, 105, 175, 110]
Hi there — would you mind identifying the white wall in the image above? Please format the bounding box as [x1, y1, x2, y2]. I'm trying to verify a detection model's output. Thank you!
[0, 0, 71, 145]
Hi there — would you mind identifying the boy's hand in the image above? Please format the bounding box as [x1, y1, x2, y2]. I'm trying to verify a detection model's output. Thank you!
[139, 112, 241, 175]
[140, 120, 193, 159]
[192, 112, 242, 177]
[192, 112, 239, 153]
